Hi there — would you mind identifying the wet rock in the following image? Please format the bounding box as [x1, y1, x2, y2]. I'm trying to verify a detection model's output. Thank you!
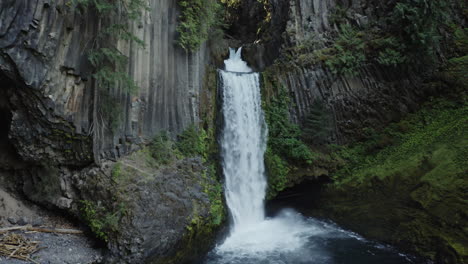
[17, 217, 28, 226]
[7, 217, 17, 225]
[32, 217, 44, 227]
[56, 197, 73, 209]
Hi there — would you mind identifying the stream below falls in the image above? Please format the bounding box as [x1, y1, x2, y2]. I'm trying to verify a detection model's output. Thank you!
[199, 48, 427, 264]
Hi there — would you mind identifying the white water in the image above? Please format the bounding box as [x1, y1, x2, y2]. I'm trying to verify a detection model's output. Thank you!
[219, 48, 267, 231]
[216, 48, 321, 261]
[208, 48, 417, 264]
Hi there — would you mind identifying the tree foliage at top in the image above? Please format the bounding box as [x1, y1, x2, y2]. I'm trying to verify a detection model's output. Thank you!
[388, 0, 448, 60]
[73, 0, 149, 94]
[176, 0, 225, 52]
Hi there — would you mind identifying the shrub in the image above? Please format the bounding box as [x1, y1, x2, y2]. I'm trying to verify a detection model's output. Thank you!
[263, 86, 315, 164]
[176, 0, 224, 51]
[149, 132, 176, 164]
[176, 125, 209, 159]
[324, 24, 366, 76]
[262, 78, 316, 197]
[80, 200, 126, 242]
[264, 148, 290, 198]
[389, 0, 448, 59]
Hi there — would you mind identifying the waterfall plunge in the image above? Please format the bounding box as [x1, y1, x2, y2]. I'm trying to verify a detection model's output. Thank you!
[215, 48, 319, 260]
[219, 48, 268, 232]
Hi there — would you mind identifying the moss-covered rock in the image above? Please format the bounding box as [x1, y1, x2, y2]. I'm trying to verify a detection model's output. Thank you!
[310, 99, 467, 263]
[75, 146, 225, 264]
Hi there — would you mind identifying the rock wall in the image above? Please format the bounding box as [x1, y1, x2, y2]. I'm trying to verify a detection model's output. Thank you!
[254, 0, 441, 143]
[0, 0, 209, 164]
[0, 1, 220, 263]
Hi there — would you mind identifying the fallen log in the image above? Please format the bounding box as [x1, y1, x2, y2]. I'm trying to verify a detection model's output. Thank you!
[0, 225, 83, 235]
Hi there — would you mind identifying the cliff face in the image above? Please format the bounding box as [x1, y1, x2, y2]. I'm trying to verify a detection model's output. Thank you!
[256, 1, 467, 263]
[246, 0, 443, 143]
[0, 0, 220, 262]
[268, 0, 440, 143]
[0, 0, 208, 163]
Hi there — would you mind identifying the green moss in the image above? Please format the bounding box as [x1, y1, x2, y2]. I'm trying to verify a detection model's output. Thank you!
[332, 98, 467, 186]
[317, 98, 468, 262]
[111, 162, 122, 180]
[79, 200, 127, 242]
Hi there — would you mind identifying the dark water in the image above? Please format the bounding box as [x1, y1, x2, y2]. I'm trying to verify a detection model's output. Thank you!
[197, 180, 430, 264]
[199, 212, 428, 264]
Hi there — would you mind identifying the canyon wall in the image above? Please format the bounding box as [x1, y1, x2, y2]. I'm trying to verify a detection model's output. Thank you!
[0, 0, 208, 164]
[261, 0, 439, 143]
[0, 0, 220, 262]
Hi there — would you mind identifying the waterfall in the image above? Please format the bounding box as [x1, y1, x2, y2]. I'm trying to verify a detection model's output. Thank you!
[213, 47, 321, 262]
[203, 48, 426, 264]
[219, 48, 268, 232]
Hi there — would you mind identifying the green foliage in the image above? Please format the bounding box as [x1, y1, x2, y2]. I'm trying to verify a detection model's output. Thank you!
[329, 5, 348, 26]
[263, 87, 315, 164]
[285, 0, 452, 73]
[262, 74, 316, 197]
[324, 24, 366, 76]
[323, 97, 468, 262]
[176, 0, 225, 51]
[264, 148, 290, 199]
[390, 0, 447, 57]
[111, 162, 122, 180]
[86, 0, 147, 93]
[372, 36, 407, 66]
[201, 164, 224, 226]
[149, 132, 177, 165]
[149, 126, 211, 164]
[71, 0, 149, 133]
[176, 125, 209, 160]
[80, 200, 126, 242]
[332, 98, 467, 186]
[442, 26, 468, 89]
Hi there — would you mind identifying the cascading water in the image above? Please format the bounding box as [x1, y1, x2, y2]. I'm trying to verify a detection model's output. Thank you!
[219, 48, 267, 232]
[202, 48, 423, 264]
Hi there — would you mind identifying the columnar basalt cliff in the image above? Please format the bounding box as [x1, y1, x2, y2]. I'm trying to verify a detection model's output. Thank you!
[246, 0, 448, 143]
[1, 0, 220, 263]
[1, 0, 208, 162]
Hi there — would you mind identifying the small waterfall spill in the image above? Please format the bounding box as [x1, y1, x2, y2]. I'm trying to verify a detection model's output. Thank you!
[204, 48, 419, 264]
[219, 48, 267, 232]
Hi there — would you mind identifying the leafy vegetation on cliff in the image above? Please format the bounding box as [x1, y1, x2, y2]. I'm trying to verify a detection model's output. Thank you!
[148, 126, 225, 227]
[176, 0, 225, 51]
[80, 200, 126, 242]
[70, 0, 149, 141]
[319, 97, 467, 262]
[286, 0, 455, 75]
[332, 98, 467, 186]
[261, 70, 317, 198]
[72, 0, 148, 93]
